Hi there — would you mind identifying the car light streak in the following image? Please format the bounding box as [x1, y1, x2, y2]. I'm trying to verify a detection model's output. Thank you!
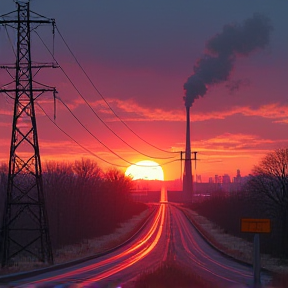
[160, 186, 168, 203]
[181, 209, 252, 278]
[171, 207, 251, 284]
[80, 203, 166, 284]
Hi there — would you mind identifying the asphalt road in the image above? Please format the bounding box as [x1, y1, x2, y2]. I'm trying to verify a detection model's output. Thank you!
[1, 187, 272, 287]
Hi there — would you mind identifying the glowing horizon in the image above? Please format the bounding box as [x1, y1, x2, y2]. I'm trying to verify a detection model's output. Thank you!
[125, 160, 164, 181]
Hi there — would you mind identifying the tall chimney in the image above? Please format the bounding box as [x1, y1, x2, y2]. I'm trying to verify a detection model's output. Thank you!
[183, 105, 193, 202]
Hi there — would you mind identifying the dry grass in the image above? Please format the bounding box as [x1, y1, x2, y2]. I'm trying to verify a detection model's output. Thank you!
[54, 207, 153, 264]
[181, 207, 288, 275]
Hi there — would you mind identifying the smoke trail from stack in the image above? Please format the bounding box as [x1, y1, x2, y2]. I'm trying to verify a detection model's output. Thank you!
[183, 13, 273, 107]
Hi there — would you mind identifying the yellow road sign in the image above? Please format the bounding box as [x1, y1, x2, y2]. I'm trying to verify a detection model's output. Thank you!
[241, 218, 271, 233]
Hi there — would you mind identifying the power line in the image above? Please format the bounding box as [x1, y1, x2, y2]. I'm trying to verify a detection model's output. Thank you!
[57, 97, 138, 166]
[37, 103, 129, 168]
[3, 23, 16, 58]
[58, 94, 173, 160]
[1, 23, 180, 169]
[55, 25, 177, 155]
[38, 103, 179, 168]
[34, 30, 175, 161]
[58, 98, 179, 167]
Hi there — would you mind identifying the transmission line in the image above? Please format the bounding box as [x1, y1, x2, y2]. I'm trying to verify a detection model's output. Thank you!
[3, 24, 16, 58]
[38, 103, 178, 168]
[37, 103, 129, 168]
[34, 30, 175, 161]
[59, 97, 179, 167]
[1, 26, 179, 168]
[55, 25, 177, 155]
[57, 97, 139, 166]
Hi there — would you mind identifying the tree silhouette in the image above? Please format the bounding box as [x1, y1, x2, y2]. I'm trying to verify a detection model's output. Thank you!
[245, 148, 288, 257]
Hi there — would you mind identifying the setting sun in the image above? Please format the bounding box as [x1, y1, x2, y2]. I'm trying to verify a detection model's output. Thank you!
[125, 160, 164, 181]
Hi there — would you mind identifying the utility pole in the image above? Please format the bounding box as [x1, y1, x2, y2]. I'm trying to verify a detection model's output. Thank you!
[181, 150, 197, 198]
[0, 1, 57, 267]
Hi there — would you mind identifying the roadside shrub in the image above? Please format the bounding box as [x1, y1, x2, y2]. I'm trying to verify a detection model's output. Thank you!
[191, 190, 283, 258]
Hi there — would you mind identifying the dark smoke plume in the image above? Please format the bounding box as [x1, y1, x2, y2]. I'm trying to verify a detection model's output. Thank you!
[225, 78, 251, 94]
[183, 13, 272, 107]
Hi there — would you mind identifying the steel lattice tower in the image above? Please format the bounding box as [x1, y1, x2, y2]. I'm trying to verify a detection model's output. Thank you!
[0, 1, 56, 267]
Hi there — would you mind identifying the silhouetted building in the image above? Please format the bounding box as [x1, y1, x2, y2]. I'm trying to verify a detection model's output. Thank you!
[222, 174, 231, 184]
[234, 169, 242, 184]
[196, 175, 202, 183]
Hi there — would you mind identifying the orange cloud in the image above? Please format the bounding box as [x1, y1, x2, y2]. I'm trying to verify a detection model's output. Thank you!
[47, 95, 288, 125]
[0, 109, 13, 116]
[194, 132, 288, 152]
[108, 100, 288, 123]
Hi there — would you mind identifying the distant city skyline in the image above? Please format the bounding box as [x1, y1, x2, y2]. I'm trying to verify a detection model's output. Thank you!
[193, 168, 246, 183]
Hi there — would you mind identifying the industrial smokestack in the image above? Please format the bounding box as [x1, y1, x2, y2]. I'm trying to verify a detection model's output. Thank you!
[183, 105, 193, 202]
[182, 14, 272, 200]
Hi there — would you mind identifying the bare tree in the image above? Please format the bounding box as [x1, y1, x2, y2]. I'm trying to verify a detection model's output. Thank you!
[40, 160, 144, 248]
[73, 158, 102, 182]
[104, 168, 133, 199]
[43, 161, 76, 246]
[245, 148, 288, 257]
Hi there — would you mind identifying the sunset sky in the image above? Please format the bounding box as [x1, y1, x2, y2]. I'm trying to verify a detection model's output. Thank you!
[0, 0, 287, 183]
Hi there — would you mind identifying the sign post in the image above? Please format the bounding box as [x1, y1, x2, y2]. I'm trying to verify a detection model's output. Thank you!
[253, 233, 260, 286]
[241, 218, 271, 287]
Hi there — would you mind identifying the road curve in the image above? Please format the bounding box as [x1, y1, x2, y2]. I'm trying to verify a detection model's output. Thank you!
[169, 204, 271, 287]
[2, 188, 272, 287]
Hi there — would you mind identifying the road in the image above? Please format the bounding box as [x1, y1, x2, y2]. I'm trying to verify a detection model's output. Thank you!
[1, 187, 272, 287]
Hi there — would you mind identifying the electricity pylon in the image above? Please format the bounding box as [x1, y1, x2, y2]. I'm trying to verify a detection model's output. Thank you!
[0, 1, 56, 267]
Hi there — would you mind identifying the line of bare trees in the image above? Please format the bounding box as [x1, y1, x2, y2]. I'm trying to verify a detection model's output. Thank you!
[0, 158, 147, 249]
[191, 148, 288, 259]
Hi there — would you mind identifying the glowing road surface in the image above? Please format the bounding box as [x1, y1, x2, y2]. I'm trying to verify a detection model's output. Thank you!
[3, 187, 271, 287]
